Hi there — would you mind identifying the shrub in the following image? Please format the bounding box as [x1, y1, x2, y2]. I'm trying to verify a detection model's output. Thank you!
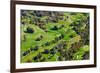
[50, 48, 54, 52]
[51, 39, 56, 43]
[27, 59, 32, 63]
[40, 35, 43, 39]
[37, 52, 42, 59]
[50, 50, 56, 55]
[40, 57, 46, 62]
[48, 55, 54, 59]
[55, 37, 60, 41]
[35, 37, 41, 41]
[59, 25, 64, 29]
[58, 34, 64, 39]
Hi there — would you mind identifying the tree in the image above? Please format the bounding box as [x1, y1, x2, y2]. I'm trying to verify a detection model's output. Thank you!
[26, 26, 34, 33]
[34, 46, 39, 51]
[69, 34, 74, 38]
[33, 56, 38, 62]
[59, 34, 64, 39]
[22, 50, 30, 56]
[30, 46, 34, 51]
[23, 33, 26, 42]
[42, 49, 49, 54]
[58, 56, 63, 61]
[50, 48, 56, 55]
[50, 25, 58, 30]
[44, 42, 50, 46]
[35, 35, 43, 41]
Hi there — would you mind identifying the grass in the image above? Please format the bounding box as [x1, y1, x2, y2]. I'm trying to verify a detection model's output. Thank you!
[20, 11, 89, 63]
[73, 45, 89, 60]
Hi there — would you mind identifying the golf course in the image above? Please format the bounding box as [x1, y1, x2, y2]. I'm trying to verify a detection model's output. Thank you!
[20, 10, 90, 63]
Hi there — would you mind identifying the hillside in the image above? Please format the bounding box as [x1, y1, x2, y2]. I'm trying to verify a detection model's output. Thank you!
[20, 10, 90, 63]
